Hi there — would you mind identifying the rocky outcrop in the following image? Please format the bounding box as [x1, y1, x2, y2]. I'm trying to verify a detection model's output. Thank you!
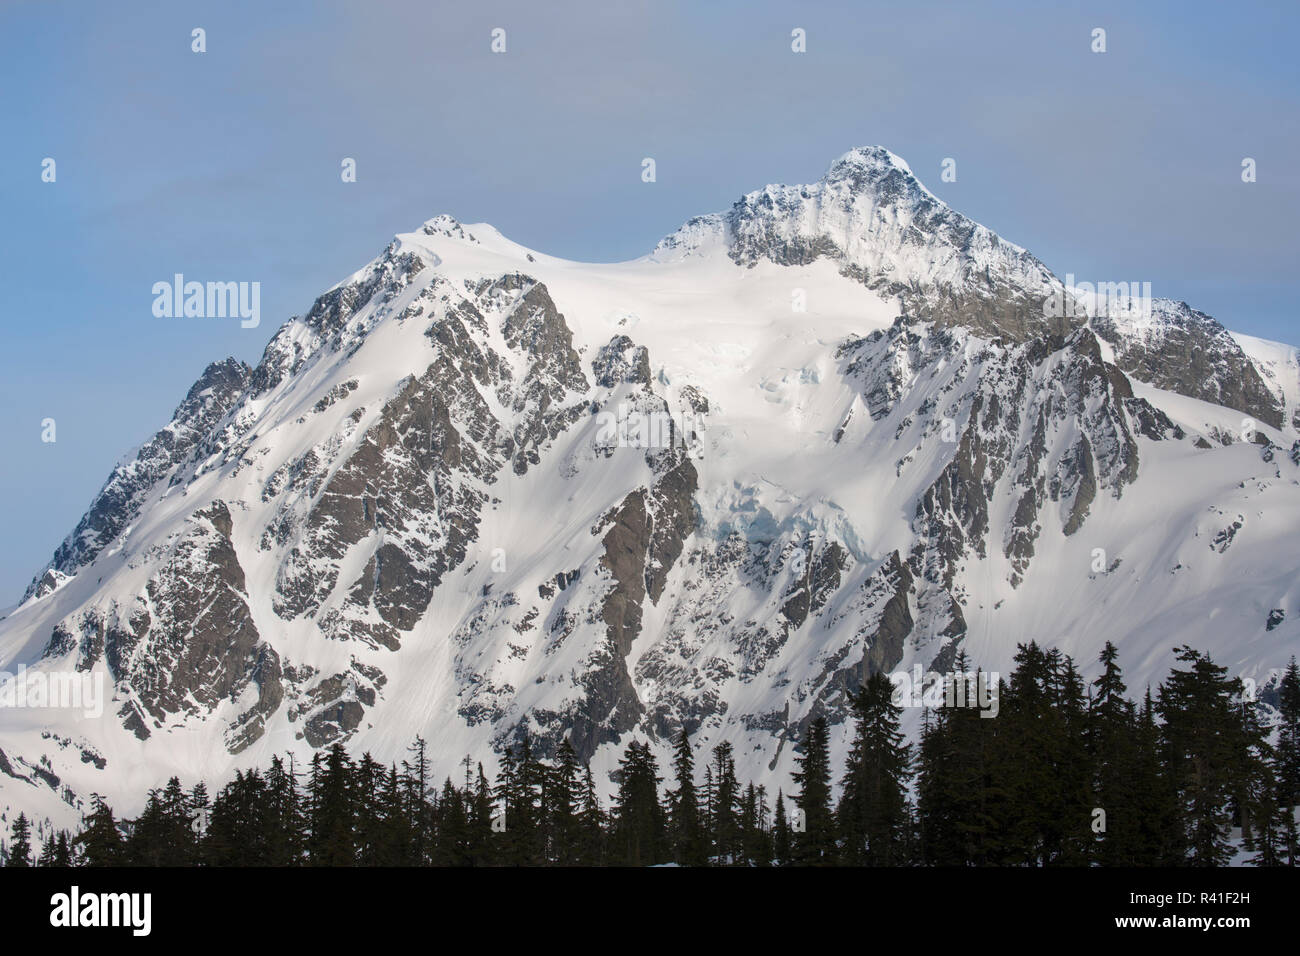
[27, 357, 251, 597]
[665, 146, 1071, 342]
[44, 500, 282, 753]
[270, 275, 591, 652]
[1093, 299, 1284, 429]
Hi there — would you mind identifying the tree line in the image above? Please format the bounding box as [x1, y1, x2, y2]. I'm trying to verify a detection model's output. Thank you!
[4, 642, 1298, 867]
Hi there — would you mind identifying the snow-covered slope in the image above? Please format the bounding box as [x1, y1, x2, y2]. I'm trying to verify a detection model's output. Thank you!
[2, 148, 1297, 833]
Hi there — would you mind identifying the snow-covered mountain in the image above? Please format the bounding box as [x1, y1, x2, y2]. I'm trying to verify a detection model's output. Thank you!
[3, 146, 1298, 831]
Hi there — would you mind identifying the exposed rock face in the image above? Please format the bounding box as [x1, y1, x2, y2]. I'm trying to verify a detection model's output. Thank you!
[493, 275, 591, 474]
[269, 274, 591, 660]
[592, 335, 652, 388]
[43, 501, 282, 753]
[270, 351, 492, 651]
[247, 245, 429, 399]
[31, 264, 606, 755]
[31, 569, 70, 601]
[842, 322, 1151, 592]
[294, 665, 385, 748]
[27, 357, 251, 597]
[1093, 299, 1284, 428]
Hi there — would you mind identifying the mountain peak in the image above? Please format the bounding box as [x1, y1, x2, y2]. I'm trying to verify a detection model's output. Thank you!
[832, 144, 910, 169]
[821, 145, 944, 208]
[653, 144, 1063, 340]
[4, 144, 1298, 833]
[823, 145, 929, 190]
[420, 214, 478, 243]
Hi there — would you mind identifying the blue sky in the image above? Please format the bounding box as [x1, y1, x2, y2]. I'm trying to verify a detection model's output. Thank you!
[1, 0, 1297, 605]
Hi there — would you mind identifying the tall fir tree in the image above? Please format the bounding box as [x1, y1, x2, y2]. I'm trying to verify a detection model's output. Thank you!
[710, 741, 741, 863]
[495, 735, 545, 865]
[917, 656, 1003, 865]
[432, 777, 470, 866]
[1157, 647, 1242, 865]
[307, 744, 356, 865]
[205, 770, 268, 865]
[265, 754, 305, 865]
[773, 790, 791, 865]
[1276, 657, 1300, 864]
[667, 728, 706, 866]
[837, 671, 913, 865]
[577, 763, 606, 865]
[611, 740, 666, 865]
[77, 794, 123, 867]
[1088, 642, 1141, 865]
[547, 738, 583, 864]
[7, 812, 32, 867]
[791, 716, 836, 865]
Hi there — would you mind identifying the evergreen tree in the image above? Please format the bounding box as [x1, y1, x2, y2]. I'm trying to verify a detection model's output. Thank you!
[188, 781, 210, 865]
[205, 770, 268, 865]
[123, 776, 196, 866]
[1276, 657, 1300, 864]
[432, 777, 470, 867]
[1129, 687, 1183, 865]
[837, 671, 913, 865]
[991, 643, 1086, 864]
[739, 782, 767, 865]
[576, 764, 605, 865]
[127, 783, 192, 866]
[401, 737, 432, 864]
[667, 728, 706, 866]
[37, 832, 56, 866]
[307, 744, 356, 865]
[264, 754, 305, 865]
[710, 741, 741, 863]
[611, 740, 666, 865]
[495, 735, 544, 865]
[1157, 647, 1242, 865]
[77, 794, 123, 866]
[547, 738, 583, 864]
[1088, 642, 1142, 865]
[917, 660, 1002, 864]
[752, 784, 773, 865]
[378, 764, 412, 864]
[791, 716, 836, 865]
[466, 763, 496, 866]
[352, 752, 385, 865]
[1046, 650, 1094, 865]
[773, 790, 791, 865]
[7, 813, 32, 867]
[52, 830, 73, 867]
[1238, 685, 1283, 865]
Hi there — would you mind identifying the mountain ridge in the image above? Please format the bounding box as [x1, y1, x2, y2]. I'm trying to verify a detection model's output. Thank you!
[2, 146, 1297, 831]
